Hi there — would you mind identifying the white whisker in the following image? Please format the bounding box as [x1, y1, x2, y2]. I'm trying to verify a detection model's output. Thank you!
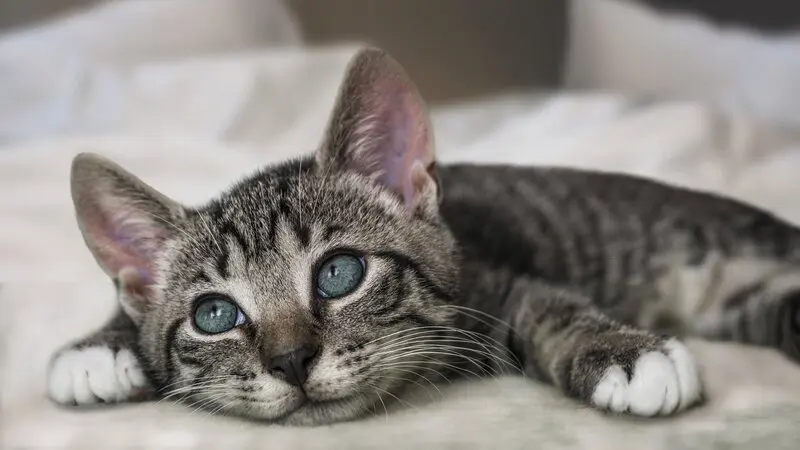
[378, 371, 441, 401]
[196, 211, 224, 254]
[158, 375, 233, 393]
[367, 383, 416, 411]
[374, 355, 488, 381]
[369, 326, 520, 372]
[372, 387, 389, 423]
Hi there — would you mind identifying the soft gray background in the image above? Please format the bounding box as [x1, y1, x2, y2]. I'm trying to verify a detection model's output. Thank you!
[3, 0, 800, 104]
[0, 0, 566, 103]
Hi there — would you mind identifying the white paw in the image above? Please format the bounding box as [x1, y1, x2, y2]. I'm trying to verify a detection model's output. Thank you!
[47, 346, 148, 405]
[590, 339, 703, 416]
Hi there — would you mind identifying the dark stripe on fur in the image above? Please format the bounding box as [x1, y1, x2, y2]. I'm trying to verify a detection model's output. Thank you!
[367, 271, 403, 318]
[192, 270, 212, 284]
[178, 354, 204, 367]
[724, 282, 765, 311]
[323, 225, 344, 242]
[215, 248, 230, 279]
[294, 222, 311, 248]
[373, 250, 454, 303]
[221, 221, 250, 258]
[164, 318, 185, 386]
[241, 323, 258, 345]
[267, 209, 279, 249]
[375, 311, 440, 328]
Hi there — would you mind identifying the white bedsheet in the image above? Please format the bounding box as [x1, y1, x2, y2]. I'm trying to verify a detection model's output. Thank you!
[2, 3, 800, 449]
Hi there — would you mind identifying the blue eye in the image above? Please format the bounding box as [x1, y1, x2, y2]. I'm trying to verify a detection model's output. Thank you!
[316, 254, 365, 299]
[193, 296, 246, 334]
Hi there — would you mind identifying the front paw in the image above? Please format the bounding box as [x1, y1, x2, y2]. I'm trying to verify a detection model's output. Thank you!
[571, 335, 703, 417]
[47, 345, 149, 406]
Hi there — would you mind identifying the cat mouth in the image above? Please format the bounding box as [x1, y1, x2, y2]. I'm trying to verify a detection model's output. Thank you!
[292, 395, 350, 412]
[273, 393, 367, 425]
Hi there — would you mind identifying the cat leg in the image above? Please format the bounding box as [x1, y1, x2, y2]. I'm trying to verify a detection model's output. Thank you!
[501, 278, 703, 416]
[47, 308, 150, 406]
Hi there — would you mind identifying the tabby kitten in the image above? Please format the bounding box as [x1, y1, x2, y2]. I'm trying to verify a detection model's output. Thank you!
[48, 48, 800, 426]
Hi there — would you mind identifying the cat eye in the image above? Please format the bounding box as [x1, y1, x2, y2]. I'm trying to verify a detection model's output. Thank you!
[316, 253, 366, 299]
[193, 295, 247, 334]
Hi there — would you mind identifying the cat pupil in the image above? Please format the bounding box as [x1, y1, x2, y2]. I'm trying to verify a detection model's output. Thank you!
[194, 297, 240, 334]
[316, 254, 365, 299]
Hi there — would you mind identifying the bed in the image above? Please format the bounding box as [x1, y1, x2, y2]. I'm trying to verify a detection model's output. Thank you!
[2, 1, 800, 448]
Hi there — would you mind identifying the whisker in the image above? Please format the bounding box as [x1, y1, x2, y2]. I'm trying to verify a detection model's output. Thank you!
[373, 335, 512, 362]
[159, 378, 233, 395]
[374, 371, 440, 401]
[372, 387, 389, 424]
[395, 366, 449, 392]
[134, 209, 196, 247]
[385, 339, 520, 375]
[372, 361, 459, 387]
[370, 360, 454, 386]
[207, 398, 237, 417]
[367, 383, 416, 411]
[437, 305, 524, 370]
[185, 391, 231, 417]
[159, 382, 233, 403]
[196, 211, 224, 254]
[369, 325, 515, 363]
[158, 375, 233, 393]
[362, 326, 442, 346]
[166, 385, 231, 402]
[297, 159, 304, 229]
[380, 347, 493, 375]
[393, 369, 443, 398]
[438, 304, 515, 332]
[373, 341, 502, 373]
[371, 328, 520, 372]
[373, 355, 488, 381]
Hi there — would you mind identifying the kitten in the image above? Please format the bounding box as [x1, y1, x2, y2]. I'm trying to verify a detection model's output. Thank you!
[48, 48, 800, 425]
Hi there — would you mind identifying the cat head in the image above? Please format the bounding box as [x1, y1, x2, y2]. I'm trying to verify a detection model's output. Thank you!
[70, 48, 461, 425]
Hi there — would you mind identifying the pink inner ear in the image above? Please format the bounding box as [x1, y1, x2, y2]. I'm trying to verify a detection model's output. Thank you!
[84, 201, 161, 284]
[119, 265, 154, 306]
[376, 109, 412, 188]
[357, 82, 434, 210]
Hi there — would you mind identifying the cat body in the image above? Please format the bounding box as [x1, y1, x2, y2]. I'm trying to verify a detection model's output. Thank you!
[47, 49, 800, 426]
[443, 164, 800, 341]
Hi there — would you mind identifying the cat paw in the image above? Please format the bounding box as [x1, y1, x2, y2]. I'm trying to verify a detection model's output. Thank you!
[47, 345, 148, 405]
[590, 339, 702, 416]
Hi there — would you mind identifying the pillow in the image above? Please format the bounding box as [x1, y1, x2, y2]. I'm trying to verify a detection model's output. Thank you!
[0, 0, 301, 144]
[0, 0, 301, 65]
[564, 0, 800, 126]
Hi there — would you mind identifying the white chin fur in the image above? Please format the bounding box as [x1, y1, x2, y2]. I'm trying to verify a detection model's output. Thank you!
[590, 339, 703, 416]
[47, 346, 147, 405]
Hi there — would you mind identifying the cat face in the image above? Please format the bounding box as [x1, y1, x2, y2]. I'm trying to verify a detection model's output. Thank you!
[142, 161, 459, 424]
[70, 49, 461, 425]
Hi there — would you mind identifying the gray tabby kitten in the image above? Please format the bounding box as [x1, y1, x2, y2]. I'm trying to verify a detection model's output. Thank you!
[48, 48, 800, 426]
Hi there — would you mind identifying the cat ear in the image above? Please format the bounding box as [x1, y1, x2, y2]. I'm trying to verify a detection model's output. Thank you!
[71, 153, 185, 323]
[316, 48, 438, 215]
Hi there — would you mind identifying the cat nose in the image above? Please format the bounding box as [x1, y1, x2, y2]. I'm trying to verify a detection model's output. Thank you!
[266, 345, 318, 387]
